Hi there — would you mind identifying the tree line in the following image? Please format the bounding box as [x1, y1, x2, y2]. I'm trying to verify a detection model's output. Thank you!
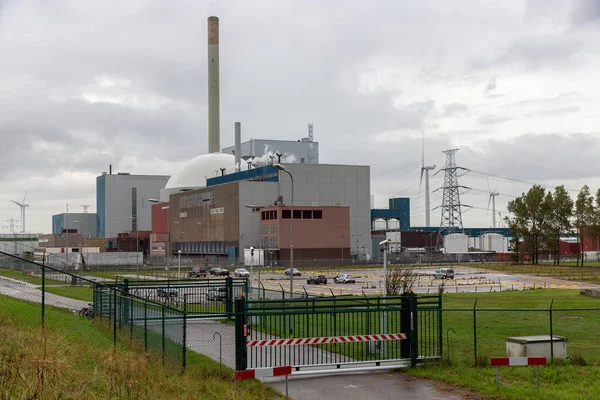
[504, 185, 600, 266]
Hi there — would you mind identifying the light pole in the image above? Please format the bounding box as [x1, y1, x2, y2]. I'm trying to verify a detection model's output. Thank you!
[380, 238, 391, 356]
[178, 250, 182, 278]
[65, 204, 69, 268]
[340, 231, 346, 265]
[273, 164, 294, 301]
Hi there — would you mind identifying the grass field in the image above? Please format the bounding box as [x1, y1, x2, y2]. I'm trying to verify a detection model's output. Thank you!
[0, 294, 280, 400]
[44, 285, 94, 302]
[406, 289, 600, 400]
[0, 267, 43, 284]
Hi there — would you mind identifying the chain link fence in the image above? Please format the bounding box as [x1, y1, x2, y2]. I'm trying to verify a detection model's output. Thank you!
[442, 300, 600, 366]
[0, 250, 187, 369]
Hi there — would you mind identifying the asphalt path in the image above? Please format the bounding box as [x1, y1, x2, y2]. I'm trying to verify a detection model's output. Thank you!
[0, 276, 88, 310]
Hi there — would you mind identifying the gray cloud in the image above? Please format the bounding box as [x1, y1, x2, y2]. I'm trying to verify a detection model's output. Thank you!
[1, 1, 600, 232]
[572, 0, 600, 26]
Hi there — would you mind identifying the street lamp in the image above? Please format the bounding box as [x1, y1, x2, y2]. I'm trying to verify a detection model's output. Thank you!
[178, 250, 182, 278]
[340, 231, 346, 265]
[273, 164, 294, 302]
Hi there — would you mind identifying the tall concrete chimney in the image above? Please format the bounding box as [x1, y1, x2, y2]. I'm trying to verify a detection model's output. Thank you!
[208, 16, 220, 153]
[234, 122, 241, 170]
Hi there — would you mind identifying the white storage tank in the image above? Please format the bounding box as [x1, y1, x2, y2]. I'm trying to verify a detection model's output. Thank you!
[444, 233, 469, 254]
[480, 233, 506, 252]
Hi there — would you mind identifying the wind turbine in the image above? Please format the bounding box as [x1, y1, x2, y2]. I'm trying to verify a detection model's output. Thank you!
[485, 179, 499, 228]
[11, 190, 29, 233]
[417, 130, 436, 227]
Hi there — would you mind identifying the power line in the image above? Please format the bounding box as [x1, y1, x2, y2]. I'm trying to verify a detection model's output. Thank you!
[468, 169, 580, 193]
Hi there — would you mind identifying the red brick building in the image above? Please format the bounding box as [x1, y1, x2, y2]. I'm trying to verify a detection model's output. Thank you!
[259, 205, 350, 262]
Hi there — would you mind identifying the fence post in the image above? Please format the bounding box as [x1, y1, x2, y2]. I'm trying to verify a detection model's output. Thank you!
[549, 299, 554, 362]
[438, 294, 443, 358]
[144, 301, 148, 352]
[473, 299, 478, 367]
[162, 306, 166, 366]
[235, 296, 247, 371]
[41, 265, 46, 327]
[226, 276, 233, 319]
[183, 294, 187, 370]
[400, 293, 411, 358]
[129, 294, 134, 341]
[113, 289, 117, 351]
[409, 292, 417, 368]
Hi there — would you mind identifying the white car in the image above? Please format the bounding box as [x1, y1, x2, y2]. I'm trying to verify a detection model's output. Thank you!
[334, 274, 355, 284]
[234, 268, 250, 277]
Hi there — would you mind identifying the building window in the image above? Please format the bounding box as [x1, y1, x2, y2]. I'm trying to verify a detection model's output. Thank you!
[302, 210, 312, 219]
[261, 211, 266, 220]
[300, 157, 305, 163]
[282, 210, 291, 219]
[293, 210, 302, 219]
[273, 210, 278, 220]
[313, 210, 323, 219]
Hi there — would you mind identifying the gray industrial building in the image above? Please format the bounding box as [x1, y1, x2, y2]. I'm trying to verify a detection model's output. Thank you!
[97, 172, 170, 238]
[222, 138, 319, 165]
[167, 163, 371, 263]
[52, 213, 97, 238]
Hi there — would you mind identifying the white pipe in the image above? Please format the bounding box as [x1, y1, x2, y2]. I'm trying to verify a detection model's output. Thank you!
[208, 16, 220, 153]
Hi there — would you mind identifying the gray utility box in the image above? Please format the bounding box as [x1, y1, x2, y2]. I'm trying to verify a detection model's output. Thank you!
[506, 335, 567, 358]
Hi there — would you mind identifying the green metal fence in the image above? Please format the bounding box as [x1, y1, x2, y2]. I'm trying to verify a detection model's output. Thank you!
[442, 301, 600, 366]
[112, 277, 249, 318]
[0, 251, 187, 369]
[235, 293, 442, 371]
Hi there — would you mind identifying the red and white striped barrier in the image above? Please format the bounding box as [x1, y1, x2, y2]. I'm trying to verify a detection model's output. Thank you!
[247, 333, 407, 347]
[490, 357, 546, 366]
[236, 366, 292, 381]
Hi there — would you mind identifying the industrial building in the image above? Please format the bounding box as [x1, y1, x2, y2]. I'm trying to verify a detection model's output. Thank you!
[96, 170, 170, 238]
[222, 136, 319, 165]
[259, 204, 350, 262]
[154, 163, 370, 264]
[52, 213, 97, 238]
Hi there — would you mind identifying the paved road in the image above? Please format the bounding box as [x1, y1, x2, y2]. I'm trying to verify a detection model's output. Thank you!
[267, 370, 463, 400]
[254, 266, 598, 297]
[0, 276, 88, 310]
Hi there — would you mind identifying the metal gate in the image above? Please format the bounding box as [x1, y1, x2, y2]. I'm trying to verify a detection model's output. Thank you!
[107, 277, 249, 319]
[235, 293, 442, 373]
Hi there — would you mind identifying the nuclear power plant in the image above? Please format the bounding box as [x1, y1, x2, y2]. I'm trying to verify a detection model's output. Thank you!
[31, 15, 515, 266]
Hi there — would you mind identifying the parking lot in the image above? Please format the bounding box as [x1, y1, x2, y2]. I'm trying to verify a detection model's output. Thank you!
[250, 266, 591, 296]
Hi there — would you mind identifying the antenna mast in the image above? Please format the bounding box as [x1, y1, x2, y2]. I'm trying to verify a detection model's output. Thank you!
[435, 149, 470, 250]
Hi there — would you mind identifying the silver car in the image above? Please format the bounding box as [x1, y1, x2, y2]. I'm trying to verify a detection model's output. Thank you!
[235, 268, 250, 277]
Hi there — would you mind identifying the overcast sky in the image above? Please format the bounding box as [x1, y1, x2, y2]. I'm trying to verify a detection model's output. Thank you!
[1, 0, 600, 234]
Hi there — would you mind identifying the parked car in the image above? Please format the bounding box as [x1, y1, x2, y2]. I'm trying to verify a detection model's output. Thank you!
[188, 266, 208, 278]
[209, 267, 230, 276]
[234, 268, 250, 277]
[307, 275, 327, 285]
[207, 286, 228, 302]
[434, 268, 455, 279]
[334, 273, 355, 284]
[284, 268, 301, 277]
[156, 288, 178, 298]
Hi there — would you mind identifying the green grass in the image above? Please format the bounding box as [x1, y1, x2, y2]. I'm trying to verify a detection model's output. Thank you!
[0, 294, 281, 399]
[408, 363, 600, 400]
[0, 267, 43, 284]
[404, 289, 600, 400]
[44, 285, 94, 302]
